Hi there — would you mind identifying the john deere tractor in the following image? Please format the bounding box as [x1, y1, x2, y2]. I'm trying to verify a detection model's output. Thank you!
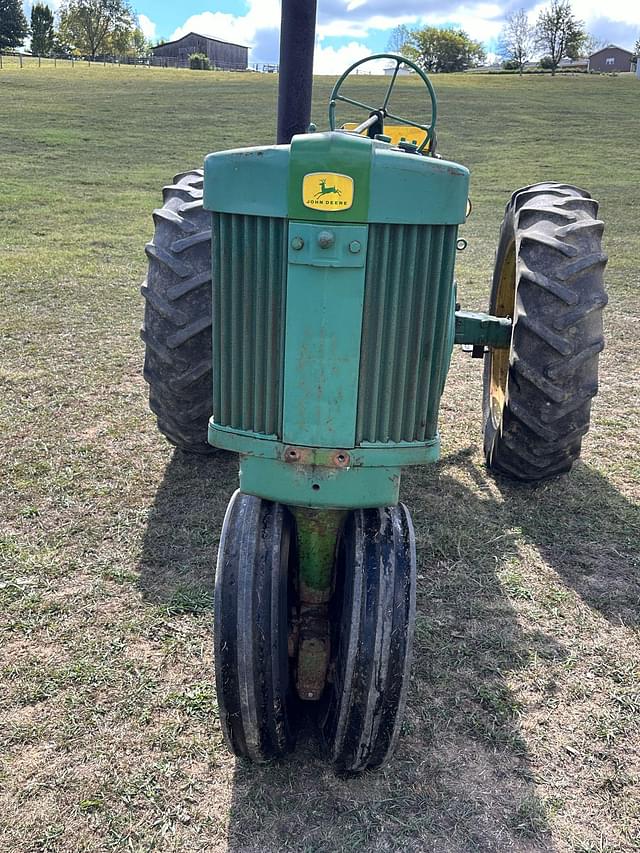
[141, 2, 607, 772]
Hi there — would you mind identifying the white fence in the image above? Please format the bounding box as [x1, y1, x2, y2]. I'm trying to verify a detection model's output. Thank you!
[0, 53, 277, 72]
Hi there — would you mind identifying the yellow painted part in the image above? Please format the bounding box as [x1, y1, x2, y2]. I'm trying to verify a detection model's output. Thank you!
[302, 172, 354, 210]
[341, 123, 430, 150]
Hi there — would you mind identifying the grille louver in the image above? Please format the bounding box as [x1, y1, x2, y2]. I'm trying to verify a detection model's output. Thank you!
[356, 223, 458, 444]
[212, 213, 287, 436]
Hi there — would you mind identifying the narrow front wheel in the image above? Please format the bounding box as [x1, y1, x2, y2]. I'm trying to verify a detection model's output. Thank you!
[321, 504, 416, 773]
[214, 491, 298, 761]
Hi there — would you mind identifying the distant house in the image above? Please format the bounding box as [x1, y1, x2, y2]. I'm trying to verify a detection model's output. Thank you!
[588, 45, 634, 73]
[383, 65, 414, 76]
[151, 32, 248, 70]
[558, 57, 588, 71]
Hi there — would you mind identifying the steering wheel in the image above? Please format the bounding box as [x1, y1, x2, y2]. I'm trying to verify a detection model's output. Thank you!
[329, 53, 437, 154]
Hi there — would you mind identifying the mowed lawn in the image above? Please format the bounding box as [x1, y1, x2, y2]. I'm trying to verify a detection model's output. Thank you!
[0, 63, 638, 853]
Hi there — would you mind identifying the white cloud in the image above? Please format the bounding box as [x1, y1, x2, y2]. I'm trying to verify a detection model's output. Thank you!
[313, 42, 388, 75]
[415, 5, 504, 44]
[170, 12, 253, 46]
[317, 20, 372, 39]
[169, 0, 280, 48]
[318, 14, 419, 40]
[572, 0, 640, 27]
[138, 14, 157, 42]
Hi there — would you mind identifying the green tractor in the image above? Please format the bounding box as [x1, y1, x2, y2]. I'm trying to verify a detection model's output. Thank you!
[141, 4, 607, 773]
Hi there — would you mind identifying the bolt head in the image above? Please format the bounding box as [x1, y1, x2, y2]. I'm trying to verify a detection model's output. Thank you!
[348, 240, 361, 254]
[317, 230, 335, 249]
[291, 236, 304, 251]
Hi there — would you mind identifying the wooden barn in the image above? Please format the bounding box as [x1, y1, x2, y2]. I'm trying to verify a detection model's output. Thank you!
[588, 45, 634, 73]
[151, 32, 248, 70]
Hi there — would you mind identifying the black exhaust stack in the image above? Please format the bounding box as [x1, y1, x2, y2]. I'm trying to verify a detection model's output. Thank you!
[276, 0, 318, 144]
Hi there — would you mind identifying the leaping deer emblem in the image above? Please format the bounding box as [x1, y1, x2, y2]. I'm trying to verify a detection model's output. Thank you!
[315, 178, 342, 198]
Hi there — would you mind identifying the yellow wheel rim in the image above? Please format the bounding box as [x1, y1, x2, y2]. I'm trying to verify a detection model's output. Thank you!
[489, 239, 516, 425]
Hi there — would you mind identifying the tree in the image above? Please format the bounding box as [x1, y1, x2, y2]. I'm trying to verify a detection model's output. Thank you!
[535, 0, 586, 75]
[31, 3, 54, 55]
[128, 27, 149, 58]
[100, 23, 148, 57]
[52, 31, 73, 56]
[408, 26, 486, 73]
[499, 9, 535, 75]
[386, 24, 411, 56]
[634, 36, 640, 57]
[0, 0, 29, 50]
[57, 0, 136, 57]
[583, 34, 606, 56]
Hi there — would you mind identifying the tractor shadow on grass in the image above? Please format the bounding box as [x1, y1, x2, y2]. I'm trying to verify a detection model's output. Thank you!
[224, 452, 639, 853]
[491, 461, 640, 630]
[138, 446, 638, 852]
[137, 448, 237, 608]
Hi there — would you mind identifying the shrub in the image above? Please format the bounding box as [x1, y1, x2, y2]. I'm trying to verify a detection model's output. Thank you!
[189, 52, 210, 70]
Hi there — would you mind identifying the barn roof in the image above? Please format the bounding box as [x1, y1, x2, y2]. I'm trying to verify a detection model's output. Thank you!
[152, 31, 249, 51]
[588, 44, 634, 59]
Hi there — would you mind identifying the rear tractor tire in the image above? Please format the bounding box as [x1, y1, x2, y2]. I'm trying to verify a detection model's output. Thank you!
[483, 182, 608, 482]
[141, 169, 215, 454]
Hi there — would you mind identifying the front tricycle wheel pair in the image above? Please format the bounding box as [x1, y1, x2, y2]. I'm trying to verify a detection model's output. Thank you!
[214, 491, 416, 772]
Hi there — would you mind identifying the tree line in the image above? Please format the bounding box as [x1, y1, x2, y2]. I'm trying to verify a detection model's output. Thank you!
[388, 1, 637, 75]
[500, 1, 590, 76]
[387, 24, 486, 73]
[0, 0, 150, 58]
[3, 0, 637, 70]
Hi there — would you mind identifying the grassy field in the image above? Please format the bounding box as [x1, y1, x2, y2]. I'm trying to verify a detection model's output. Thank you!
[0, 63, 638, 852]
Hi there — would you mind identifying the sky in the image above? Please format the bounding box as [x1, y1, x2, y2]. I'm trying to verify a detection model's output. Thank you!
[22, 0, 639, 72]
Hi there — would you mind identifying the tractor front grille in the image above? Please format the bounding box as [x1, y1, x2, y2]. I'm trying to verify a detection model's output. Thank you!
[212, 213, 287, 436]
[213, 215, 457, 446]
[356, 223, 458, 444]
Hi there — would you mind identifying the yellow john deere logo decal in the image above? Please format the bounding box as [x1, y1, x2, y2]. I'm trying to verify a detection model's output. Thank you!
[302, 172, 354, 210]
